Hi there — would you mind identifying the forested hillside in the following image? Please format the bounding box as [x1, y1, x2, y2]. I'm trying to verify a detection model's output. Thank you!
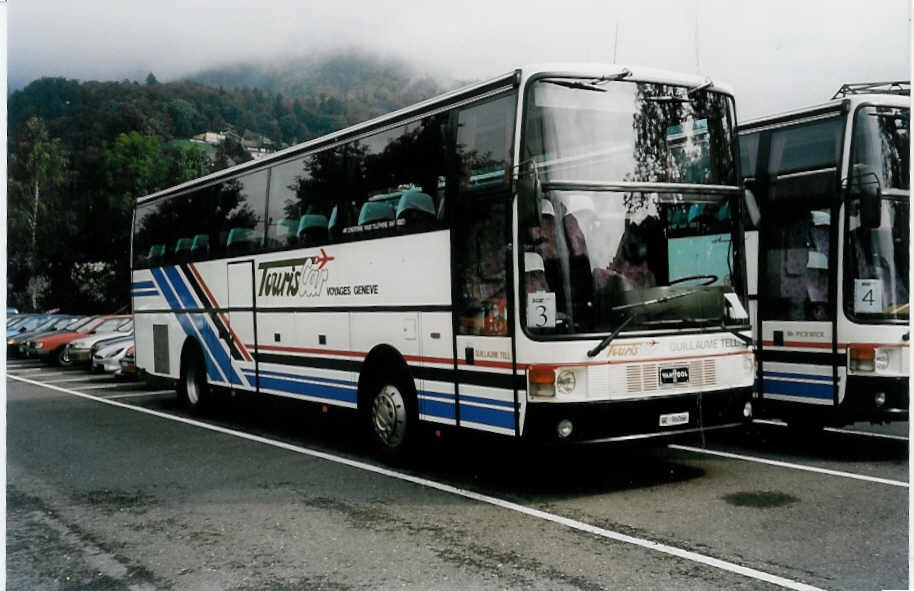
[6, 54, 448, 312]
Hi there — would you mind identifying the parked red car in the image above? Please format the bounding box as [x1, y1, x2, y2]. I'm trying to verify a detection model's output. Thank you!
[25, 315, 131, 366]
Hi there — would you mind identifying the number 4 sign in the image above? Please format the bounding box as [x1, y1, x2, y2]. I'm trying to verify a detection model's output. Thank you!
[854, 279, 883, 314]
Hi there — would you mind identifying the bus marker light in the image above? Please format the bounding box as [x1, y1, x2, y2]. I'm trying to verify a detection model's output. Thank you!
[529, 365, 556, 397]
[874, 392, 886, 408]
[557, 419, 573, 439]
[849, 346, 876, 372]
[322, 405, 329, 414]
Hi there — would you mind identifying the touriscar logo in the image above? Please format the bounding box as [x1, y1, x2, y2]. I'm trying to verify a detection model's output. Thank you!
[257, 248, 334, 298]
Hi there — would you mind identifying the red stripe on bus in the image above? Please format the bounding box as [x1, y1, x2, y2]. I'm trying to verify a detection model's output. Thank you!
[248, 344, 748, 370]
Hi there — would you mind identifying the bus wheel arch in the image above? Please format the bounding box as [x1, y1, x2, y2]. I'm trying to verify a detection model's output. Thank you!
[358, 345, 419, 460]
[178, 338, 211, 414]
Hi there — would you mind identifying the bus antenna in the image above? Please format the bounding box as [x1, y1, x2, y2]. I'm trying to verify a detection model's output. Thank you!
[612, 22, 620, 63]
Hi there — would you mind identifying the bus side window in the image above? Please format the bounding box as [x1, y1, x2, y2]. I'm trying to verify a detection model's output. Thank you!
[455, 198, 508, 336]
[219, 171, 267, 255]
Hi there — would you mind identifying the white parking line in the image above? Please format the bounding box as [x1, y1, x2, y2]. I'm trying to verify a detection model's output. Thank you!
[104, 390, 174, 400]
[669, 444, 908, 488]
[7, 368, 52, 375]
[8, 374, 822, 591]
[42, 376, 107, 384]
[75, 383, 130, 391]
[753, 418, 909, 442]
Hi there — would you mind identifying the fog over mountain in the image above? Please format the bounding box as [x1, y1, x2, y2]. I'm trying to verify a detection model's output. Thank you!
[9, 0, 910, 119]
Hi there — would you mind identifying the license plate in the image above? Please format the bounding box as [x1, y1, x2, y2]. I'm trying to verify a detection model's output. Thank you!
[659, 412, 690, 427]
[659, 366, 690, 386]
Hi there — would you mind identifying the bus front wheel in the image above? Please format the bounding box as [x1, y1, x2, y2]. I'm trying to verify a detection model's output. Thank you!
[366, 371, 417, 462]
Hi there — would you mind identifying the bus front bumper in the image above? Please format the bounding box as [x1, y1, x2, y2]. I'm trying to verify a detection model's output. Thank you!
[844, 376, 909, 422]
[523, 388, 753, 444]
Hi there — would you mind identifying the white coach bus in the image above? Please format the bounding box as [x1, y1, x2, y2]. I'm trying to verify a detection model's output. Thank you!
[739, 82, 909, 428]
[131, 64, 755, 457]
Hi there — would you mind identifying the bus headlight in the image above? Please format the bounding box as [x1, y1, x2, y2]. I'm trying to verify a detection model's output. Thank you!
[874, 349, 890, 371]
[529, 366, 585, 398]
[556, 369, 576, 394]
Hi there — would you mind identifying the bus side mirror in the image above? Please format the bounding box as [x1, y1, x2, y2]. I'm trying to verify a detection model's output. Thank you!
[848, 164, 882, 229]
[743, 186, 761, 227]
[517, 162, 544, 230]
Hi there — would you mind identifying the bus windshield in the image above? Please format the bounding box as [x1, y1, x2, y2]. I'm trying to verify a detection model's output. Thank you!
[521, 79, 737, 185]
[846, 197, 909, 321]
[522, 190, 743, 335]
[852, 106, 909, 191]
[845, 106, 909, 322]
[520, 79, 743, 335]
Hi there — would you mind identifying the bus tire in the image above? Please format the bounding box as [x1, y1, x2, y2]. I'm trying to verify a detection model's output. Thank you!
[179, 346, 211, 414]
[365, 367, 417, 463]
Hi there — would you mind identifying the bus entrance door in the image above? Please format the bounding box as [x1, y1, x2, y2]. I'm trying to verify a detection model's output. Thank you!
[758, 204, 837, 413]
[226, 260, 257, 388]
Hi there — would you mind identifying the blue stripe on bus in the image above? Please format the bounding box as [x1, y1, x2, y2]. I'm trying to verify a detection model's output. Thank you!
[419, 397, 456, 419]
[150, 268, 224, 383]
[763, 371, 833, 382]
[163, 266, 243, 386]
[131, 290, 159, 297]
[459, 403, 516, 429]
[258, 375, 357, 404]
[763, 379, 833, 399]
[244, 368, 355, 387]
[132, 281, 155, 289]
[460, 394, 514, 408]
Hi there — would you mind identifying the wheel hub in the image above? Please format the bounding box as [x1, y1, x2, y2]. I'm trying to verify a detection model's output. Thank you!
[371, 385, 406, 448]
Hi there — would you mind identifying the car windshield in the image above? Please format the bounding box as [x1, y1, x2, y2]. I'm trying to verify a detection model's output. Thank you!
[522, 78, 736, 185]
[845, 197, 909, 321]
[93, 319, 127, 333]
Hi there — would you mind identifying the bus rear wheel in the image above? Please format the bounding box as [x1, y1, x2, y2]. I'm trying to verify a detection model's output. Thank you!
[179, 348, 210, 414]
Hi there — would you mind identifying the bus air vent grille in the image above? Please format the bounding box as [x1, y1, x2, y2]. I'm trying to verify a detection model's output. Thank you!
[625, 365, 642, 392]
[703, 359, 717, 385]
[642, 364, 658, 390]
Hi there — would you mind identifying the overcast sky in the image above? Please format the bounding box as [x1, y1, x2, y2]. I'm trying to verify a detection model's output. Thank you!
[7, 0, 911, 119]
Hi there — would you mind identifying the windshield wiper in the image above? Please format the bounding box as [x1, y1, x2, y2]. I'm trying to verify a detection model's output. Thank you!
[644, 95, 690, 104]
[586, 289, 700, 358]
[541, 69, 632, 93]
[541, 79, 607, 93]
[687, 78, 714, 96]
[587, 312, 637, 358]
[719, 318, 753, 346]
[609, 289, 699, 312]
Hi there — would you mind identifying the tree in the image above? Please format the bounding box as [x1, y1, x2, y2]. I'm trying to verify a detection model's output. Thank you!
[103, 132, 169, 201]
[8, 116, 69, 284]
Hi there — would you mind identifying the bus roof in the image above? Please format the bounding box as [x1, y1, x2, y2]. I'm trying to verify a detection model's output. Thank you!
[739, 93, 910, 132]
[137, 63, 736, 205]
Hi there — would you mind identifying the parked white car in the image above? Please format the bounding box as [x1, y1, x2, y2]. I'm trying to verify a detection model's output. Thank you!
[91, 336, 135, 375]
[64, 319, 133, 365]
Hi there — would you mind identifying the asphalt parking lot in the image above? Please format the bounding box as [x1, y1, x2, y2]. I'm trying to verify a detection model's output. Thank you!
[5, 358, 908, 590]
